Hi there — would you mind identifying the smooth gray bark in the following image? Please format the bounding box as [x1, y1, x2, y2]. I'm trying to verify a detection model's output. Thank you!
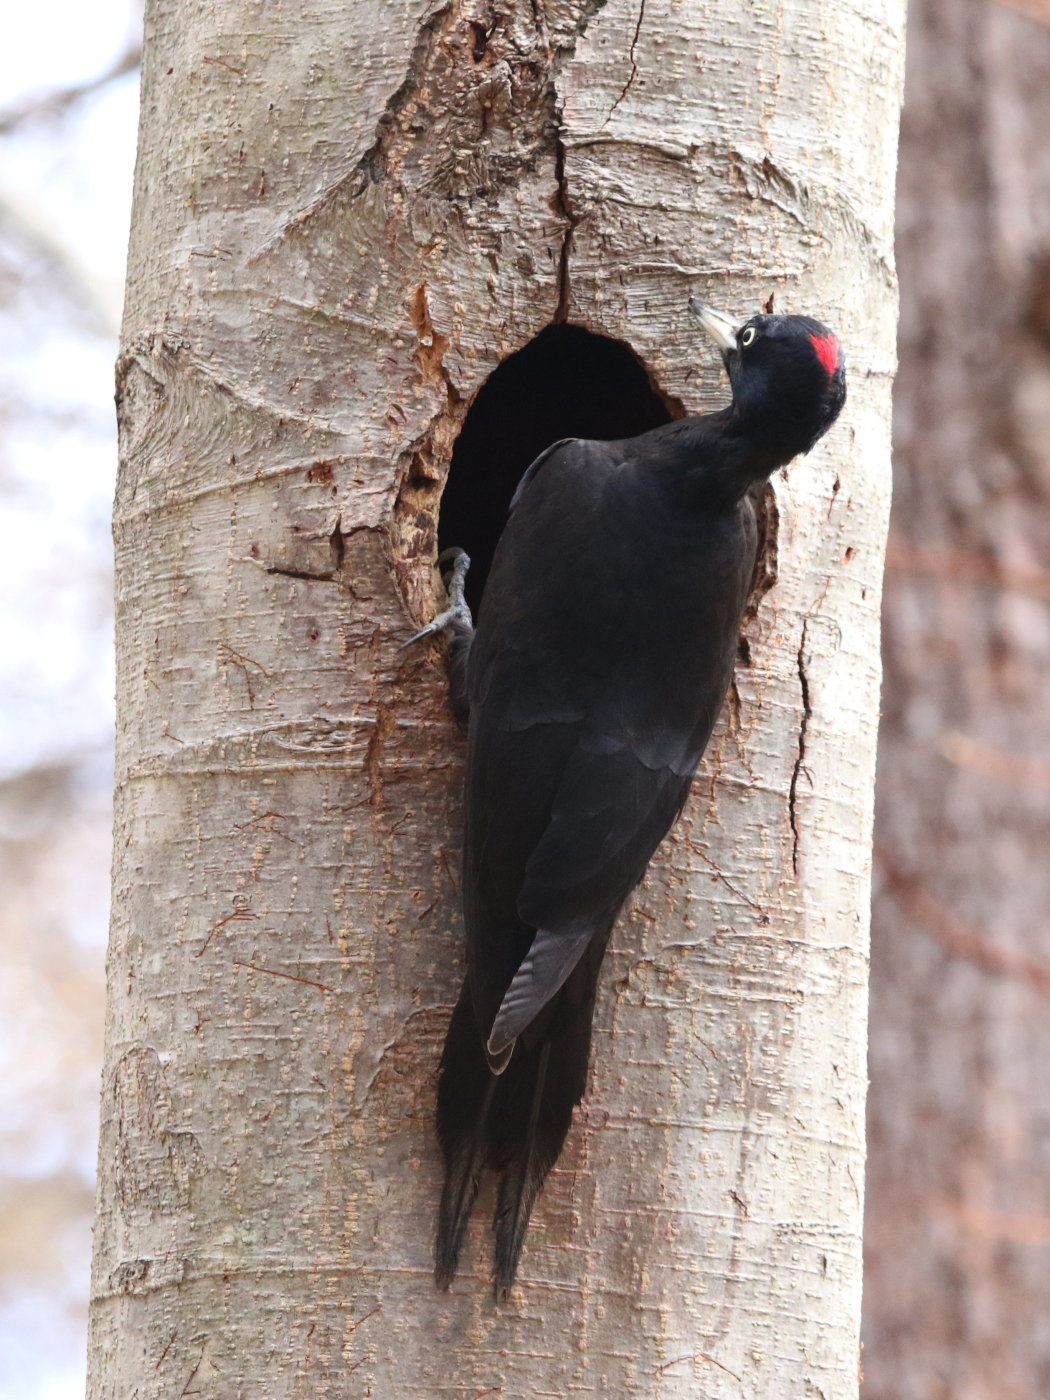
[89, 2, 903, 1396]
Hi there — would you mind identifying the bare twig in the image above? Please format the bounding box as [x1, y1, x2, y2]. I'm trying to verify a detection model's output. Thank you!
[886, 535, 1050, 601]
[990, 0, 1050, 29]
[940, 731, 1050, 789]
[0, 44, 141, 135]
[876, 846, 1050, 995]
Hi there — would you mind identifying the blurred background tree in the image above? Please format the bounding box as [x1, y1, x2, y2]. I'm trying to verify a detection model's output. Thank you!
[1, 0, 1048, 1395]
[864, 0, 1050, 1395]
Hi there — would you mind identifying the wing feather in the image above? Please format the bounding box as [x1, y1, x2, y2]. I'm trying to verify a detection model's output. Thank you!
[487, 926, 594, 1056]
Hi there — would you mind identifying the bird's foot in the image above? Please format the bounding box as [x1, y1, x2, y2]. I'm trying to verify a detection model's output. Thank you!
[403, 547, 473, 647]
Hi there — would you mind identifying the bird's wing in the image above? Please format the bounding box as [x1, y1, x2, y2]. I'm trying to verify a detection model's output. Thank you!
[518, 728, 700, 924]
[483, 724, 704, 1054]
[508, 438, 579, 512]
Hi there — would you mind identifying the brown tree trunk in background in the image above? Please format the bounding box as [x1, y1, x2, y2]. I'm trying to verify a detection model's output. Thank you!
[864, 1, 1050, 1396]
[87, 1, 902, 1396]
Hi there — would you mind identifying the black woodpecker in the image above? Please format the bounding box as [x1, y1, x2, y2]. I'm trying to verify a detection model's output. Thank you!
[413, 301, 847, 1300]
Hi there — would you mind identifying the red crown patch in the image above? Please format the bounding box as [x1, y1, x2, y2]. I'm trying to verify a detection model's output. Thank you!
[809, 333, 841, 378]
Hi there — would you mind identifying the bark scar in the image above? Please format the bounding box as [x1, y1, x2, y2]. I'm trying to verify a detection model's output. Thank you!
[741, 483, 780, 632]
[233, 960, 332, 994]
[410, 283, 459, 402]
[218, 643, 270, 708]
[689, 841, 770, 924]
[788, 618, 812, 876]
[266, 565, 342, 582]
[654, 1351, 742, 1382]
[265, 518, 363, 586]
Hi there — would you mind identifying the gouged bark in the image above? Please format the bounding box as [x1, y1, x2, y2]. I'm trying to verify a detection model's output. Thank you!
[90, 1, 903, 1397]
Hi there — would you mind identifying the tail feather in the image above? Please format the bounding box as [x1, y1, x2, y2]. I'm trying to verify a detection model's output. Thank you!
[435, 985, 495, 1288]
[435, 934, 608, 1297]
[493, 1039, 551, 1301]
[435, 1074, 496, 1289]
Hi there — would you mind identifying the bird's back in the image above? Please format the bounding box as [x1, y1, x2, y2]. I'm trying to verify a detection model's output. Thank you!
[463, 433, 758, 1032]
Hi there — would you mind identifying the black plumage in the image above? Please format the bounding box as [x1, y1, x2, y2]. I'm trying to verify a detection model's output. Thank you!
[426, 303, 847, 1299]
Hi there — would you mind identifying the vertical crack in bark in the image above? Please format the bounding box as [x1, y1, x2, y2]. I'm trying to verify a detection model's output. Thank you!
[601, 0, 646, 127]
[788, 618, 811, 876]
[553, 130, 578, 323]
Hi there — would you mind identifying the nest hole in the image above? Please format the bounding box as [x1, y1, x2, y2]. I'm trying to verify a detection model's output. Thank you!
[438, 324, 678, 613]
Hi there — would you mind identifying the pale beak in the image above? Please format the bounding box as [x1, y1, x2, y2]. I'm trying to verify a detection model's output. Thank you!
[688, 299, 742, 355]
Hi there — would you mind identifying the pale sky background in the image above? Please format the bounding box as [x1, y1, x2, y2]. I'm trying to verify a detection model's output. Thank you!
[0, 2, 141, 1395]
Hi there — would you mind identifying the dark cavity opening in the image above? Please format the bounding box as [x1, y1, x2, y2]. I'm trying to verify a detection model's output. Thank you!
[438, 324, 677, 614]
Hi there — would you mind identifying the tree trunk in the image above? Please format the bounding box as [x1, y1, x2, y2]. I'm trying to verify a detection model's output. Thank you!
[863, 1, 1050, 1395]
[88, 1, 903, 1397]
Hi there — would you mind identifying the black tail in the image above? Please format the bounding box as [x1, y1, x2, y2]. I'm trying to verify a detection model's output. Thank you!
[435, 938, 606, 1298]
[491, 1038, 552, 1301]
[434, 984, 496, 1289]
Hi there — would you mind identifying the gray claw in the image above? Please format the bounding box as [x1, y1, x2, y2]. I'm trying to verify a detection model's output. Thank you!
[403, 547, 473, 648]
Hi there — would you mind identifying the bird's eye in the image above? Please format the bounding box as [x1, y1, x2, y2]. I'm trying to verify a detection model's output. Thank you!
[740, 326, 757, 347]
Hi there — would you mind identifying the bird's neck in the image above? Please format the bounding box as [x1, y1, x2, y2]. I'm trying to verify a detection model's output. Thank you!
[664, 408, 790, 506]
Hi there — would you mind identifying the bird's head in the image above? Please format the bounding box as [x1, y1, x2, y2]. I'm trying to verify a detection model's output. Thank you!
[690, 300, 846, 464]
